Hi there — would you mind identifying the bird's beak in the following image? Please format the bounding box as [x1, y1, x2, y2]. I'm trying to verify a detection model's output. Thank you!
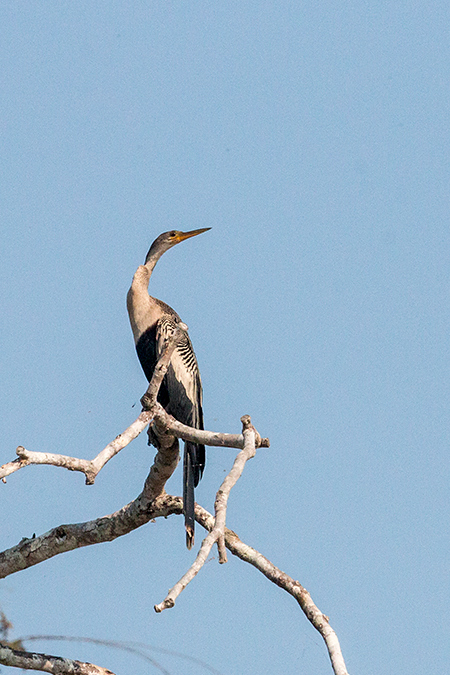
[175, 228, 211, 243]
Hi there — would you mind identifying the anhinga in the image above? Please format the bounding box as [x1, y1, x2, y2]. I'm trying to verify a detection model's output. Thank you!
[127, 228, 210, 549]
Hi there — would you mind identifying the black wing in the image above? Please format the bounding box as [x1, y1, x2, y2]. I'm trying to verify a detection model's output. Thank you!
[136, 316, 205, 548]
[157, 318, 205, 483]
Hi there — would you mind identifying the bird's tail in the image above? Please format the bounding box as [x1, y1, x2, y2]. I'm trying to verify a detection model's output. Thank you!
[183, 441, 205, 550]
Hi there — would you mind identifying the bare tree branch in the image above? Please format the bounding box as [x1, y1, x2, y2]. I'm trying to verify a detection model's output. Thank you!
[154, 415, 257, 612]
[0, 326, 346, 673]
[0, 492, 180, 579]
[1, 413, 150, 485]
[0, 642, 114, 674]
[0, 410, 268, 485]
[153, 407, 270, 449]
[0, 330, 267, 488]
[194, 506, 350, 675]
[0, 487, 349, 675]
[0, 405, 267, 582]
[1, 408, 267, 492]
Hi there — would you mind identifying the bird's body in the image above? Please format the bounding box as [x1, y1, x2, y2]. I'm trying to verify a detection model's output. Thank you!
[127, 229, 210, 549]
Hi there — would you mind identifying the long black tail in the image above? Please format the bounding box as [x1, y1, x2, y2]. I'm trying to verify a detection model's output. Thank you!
[183, 441, 205, 550]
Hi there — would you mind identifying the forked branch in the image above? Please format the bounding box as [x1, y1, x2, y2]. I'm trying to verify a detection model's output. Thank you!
[195, 505, 349, 675]
[0, 325, 268, 487]
[154, 415, 257, 612]
[1, 414, 151, 485]
[0, 491, 349, 675]
[0, 328, 348, 674]
[0, 326, 182, 487]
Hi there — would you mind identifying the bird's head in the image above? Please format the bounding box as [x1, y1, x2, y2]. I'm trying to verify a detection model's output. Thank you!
[145, 228, 211, 264]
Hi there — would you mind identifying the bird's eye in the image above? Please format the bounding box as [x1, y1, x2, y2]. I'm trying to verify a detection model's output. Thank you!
[169, 230, 177, 238]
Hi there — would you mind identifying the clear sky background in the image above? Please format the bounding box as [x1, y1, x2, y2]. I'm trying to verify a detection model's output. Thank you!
[1, 3, 449, 674]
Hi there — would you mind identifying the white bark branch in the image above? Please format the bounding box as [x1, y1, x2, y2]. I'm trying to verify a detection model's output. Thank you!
[194, 506, 350, 675]
[0, 323, 347, 673]
[0, 490, 349, 675]
[0, 642, 114, 674]
[0, 325, 181, 487]
[154, 415, 257, 612]
[0, 323, 268, 487]
[0, 491, 183, 579]
[0, 409, 268, 485]
[1, 414, 150, 485]
[153, 407, 269, 449]
[1, 395, 267, 490]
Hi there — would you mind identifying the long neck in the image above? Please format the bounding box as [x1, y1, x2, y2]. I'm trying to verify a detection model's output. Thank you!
[144, 241, 168, 274]
[127, 253, 164, 343]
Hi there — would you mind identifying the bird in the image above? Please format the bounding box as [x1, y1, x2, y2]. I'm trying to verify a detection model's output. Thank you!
[127, 228, 210, 549]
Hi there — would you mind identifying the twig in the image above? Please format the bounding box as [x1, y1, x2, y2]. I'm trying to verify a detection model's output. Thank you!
[154, 415, 257, 612]
[0, 642, 114, 674]
[1, 413, 151, 485]
[154, 407, 270, 449]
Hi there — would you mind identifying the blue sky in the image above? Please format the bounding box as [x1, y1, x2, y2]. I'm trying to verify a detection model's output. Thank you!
[1, 2, 449, 674]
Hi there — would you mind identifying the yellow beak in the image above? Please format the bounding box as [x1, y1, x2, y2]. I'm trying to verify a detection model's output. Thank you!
[175, 228, 211, 243]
